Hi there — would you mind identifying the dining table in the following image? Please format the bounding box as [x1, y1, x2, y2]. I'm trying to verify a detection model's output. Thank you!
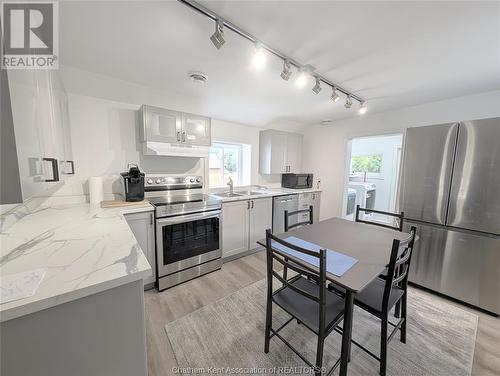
[257, 217, 412, 376]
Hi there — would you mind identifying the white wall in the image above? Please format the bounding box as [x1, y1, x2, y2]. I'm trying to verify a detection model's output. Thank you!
[302, 89, 500, 220]
[52, 66, 303, 198]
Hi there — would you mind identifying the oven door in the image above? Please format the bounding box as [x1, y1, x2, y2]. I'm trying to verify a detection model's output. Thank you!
[156, 210, 221, 276]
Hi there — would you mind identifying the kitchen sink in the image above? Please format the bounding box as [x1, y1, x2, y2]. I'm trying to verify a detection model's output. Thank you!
[214, 192, 244, 198]
[238, 191, 266, 196]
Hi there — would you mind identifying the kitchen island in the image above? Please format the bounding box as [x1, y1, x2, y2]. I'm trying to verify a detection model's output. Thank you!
[0, 201, 153, 376]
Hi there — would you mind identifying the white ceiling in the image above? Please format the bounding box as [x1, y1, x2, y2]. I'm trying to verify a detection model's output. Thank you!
[60, 1, 500, 126]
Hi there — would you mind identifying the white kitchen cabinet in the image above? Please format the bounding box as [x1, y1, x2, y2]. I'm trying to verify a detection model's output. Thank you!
[222, 197, 272, 259]
[125, 211, 156, 287]
[182, 112, 211, 146]
[298, 191, 321, 224]
[5, 69, 74, 203]
[221, 200, 250, 259]
[259, 129, 303, 174]
[140, 105, 211, 147]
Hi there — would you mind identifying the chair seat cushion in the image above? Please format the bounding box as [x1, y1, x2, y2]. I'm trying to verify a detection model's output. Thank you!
[273, 277, 345, 334]
[330, 278, 404, 316]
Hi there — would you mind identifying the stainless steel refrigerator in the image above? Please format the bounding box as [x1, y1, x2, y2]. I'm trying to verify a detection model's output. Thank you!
[399, 118, 500, 314]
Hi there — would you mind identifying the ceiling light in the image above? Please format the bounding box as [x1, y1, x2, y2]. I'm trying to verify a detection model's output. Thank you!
[280, 60, 292, 81]
[331, 87, 340, 103]
[296, 68, 308, 88]
[312, 77, 322, 94]
[252, 42, 266, 69]
[210, 19, 225, 49]
[358, 101, 368, 115]
[345, 95, 353, 109]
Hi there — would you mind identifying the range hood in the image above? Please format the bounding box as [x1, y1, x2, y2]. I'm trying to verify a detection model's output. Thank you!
[142, 141, 209, 158]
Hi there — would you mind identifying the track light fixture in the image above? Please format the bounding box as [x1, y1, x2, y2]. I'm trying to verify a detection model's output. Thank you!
[331, 87, 340, 103]
[358, 101, 367, 115]
[296, 68, 308, 88]
[312, 77, 322, 94]
[210, 19, 225, 49]
[280, 60, 292, 81]
[252, 42, 266, 69]
[345, 95, 353, 109]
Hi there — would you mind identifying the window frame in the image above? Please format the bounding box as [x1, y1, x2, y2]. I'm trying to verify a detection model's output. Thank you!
[209, 141, 245, 188]
[350, 153, 384, 178]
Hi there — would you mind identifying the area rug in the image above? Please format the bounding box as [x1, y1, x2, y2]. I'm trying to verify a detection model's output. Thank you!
[165, 279, 477, 375]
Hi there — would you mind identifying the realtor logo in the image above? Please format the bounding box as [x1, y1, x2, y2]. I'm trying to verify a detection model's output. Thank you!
[1, 1, 58, 69]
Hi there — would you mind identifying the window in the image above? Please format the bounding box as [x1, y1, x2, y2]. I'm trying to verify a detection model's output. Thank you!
[209, 142, 250, 187]
[351, 154, 383, 174]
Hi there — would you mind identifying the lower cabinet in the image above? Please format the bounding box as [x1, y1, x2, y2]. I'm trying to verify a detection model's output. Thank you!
[298, 192, 321, 224]
[222, 197, 272, 259]
[124, 211, 156, 287]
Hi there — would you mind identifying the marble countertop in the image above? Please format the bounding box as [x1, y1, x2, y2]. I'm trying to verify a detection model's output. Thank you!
[0, 202, 154, 323]
[210, 187, 322, 203]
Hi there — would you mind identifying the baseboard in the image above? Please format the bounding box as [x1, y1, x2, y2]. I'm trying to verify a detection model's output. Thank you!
[222, 247, 264, 263]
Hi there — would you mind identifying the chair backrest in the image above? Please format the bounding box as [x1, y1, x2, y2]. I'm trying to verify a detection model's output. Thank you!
[265, 229, 327, 311]
[382, 226, 417, 311]
[355, 205, 405, 232]
[284, 205, 314, 232]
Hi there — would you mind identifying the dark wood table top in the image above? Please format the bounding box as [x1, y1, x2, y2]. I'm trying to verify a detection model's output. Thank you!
[257, 217, 412, 293]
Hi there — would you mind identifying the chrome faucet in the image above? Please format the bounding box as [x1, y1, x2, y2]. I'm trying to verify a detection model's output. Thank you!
[227, 177, 234, 194]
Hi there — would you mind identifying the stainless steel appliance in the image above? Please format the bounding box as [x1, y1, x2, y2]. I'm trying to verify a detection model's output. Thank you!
[348, 182, 376, 213]
[146, 175, 222, 291]
[273, 194, 299, 234]
[281, 173, 313, 189]
[399, 118, 500, 314]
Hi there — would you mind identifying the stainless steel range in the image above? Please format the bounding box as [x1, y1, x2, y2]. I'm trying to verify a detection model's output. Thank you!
[145, 175, 222, 291]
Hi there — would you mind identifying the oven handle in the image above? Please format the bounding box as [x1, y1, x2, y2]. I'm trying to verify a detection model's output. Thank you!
[156, 210, 221, 225]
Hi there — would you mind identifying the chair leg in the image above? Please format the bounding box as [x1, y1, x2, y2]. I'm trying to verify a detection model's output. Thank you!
[264, 300, 272, 353]
[315, 335, 325, 376]
[394, 300, 401, 318]
[400, 292, 408, 344]
[380, 314, 388, 376]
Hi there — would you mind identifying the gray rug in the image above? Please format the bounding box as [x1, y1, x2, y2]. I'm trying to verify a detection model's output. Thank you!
[165, 279, 478, 375]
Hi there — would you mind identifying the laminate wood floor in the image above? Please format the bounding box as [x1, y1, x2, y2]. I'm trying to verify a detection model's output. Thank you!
[144, 250, 500, 376]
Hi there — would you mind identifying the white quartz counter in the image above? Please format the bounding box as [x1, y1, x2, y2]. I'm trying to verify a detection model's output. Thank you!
[0, 202, 154, 322]
[210, 187, 322, 203]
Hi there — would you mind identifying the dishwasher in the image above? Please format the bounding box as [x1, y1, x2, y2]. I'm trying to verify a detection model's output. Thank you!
[272, 194, 299, 234]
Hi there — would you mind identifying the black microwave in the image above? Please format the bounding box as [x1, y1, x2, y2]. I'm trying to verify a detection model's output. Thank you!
[281, 173, 313, 189]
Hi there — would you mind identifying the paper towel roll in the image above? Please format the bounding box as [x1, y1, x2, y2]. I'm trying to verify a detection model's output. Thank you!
[88, 176, 104, 204]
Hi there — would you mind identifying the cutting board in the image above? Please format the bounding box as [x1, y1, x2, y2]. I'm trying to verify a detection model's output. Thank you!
[100, 199, 149, 208]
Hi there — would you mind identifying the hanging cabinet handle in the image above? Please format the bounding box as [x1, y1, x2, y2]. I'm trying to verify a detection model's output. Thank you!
[251, 200, 254, 209]
[176, 131, 181, 142]
[182, 131, 186, 142]
[43, 158, 60, 182]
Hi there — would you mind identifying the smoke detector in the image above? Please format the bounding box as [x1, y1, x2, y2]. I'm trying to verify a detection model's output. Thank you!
[189, 71, 208, 85]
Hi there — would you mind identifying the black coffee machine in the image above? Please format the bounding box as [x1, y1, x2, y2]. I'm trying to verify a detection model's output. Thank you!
[121, 163, 145, 202]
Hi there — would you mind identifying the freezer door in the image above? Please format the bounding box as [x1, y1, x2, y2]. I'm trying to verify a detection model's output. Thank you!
[399, 123, 458, 224]
[447, 118, 500, 235]
[407, 221, 500, 314]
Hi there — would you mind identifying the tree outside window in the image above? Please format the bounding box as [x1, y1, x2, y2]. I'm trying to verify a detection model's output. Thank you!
[209, 142, 243, 187]
[351, 154, 383, 174]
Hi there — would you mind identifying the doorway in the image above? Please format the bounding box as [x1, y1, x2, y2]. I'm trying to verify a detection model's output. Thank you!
[343, 134, 403, 222]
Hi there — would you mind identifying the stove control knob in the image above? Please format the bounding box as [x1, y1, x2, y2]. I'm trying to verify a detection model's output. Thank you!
[147, 179, 153, 184]
[196, 177, 201, 183]
[156, 179, 162, 184]
[190, 178, 195, 183]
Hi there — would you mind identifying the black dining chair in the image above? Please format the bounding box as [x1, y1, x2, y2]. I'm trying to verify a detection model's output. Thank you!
[284, 205, 313, 232]
[355, 205, 404, 232]
[264, 229, 345, 376]
[331, 226, 417, 376]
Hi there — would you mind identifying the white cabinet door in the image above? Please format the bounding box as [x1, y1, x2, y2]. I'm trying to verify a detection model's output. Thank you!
[249, 197, 272, 250]
[142, 105, 182, 144]
[286, 133, 303, 173]
[312, 192, 321, 223]
[222, 200, 249, 258]
[270, 132, 288, 174]
[125, 211, 156, 286]
[182, 113, 211, 146]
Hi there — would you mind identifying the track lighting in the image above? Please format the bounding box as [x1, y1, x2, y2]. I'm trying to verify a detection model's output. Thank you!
[280, 60, 292, 81]
[296, 68, 308, 88]
[345, 95, 353, 109]
[251, 42, 266, 69]
[312, 77, 322, 94]
[210, 19, 225, 49]
[331, 87, 340, 103]
[358, 101, 367, 115]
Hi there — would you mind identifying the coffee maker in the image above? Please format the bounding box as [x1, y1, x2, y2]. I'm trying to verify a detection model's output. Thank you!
[121, 163, 145, 202]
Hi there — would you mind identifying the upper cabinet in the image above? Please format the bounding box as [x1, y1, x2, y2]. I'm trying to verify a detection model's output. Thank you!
[259, 129, 303, 174]
[139, 105, 211, 157]
[4, 69, 74, 204]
